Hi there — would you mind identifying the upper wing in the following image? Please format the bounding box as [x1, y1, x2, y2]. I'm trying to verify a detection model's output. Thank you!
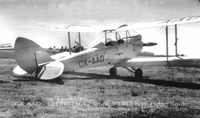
[19, 24, 116, 32]
[19, 16, 200, 32]
[50, 16, 200, 32]
[57, 25, 107, 32]
[117, 16, 200, 31]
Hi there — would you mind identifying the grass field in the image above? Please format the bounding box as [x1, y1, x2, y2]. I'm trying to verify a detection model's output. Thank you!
[0, 58, 200, 118]
[0, 50, 15, 59]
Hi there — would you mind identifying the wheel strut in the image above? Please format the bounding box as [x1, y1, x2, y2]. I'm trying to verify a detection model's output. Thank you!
[135, 68, 143, 78]
[109, 66, 143, 78]
[123, 67, 143, 78]
[109, 67, 117, 76]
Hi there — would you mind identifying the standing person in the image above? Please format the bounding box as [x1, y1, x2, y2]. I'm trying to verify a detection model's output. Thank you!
[60, 46, 64, 52]
[53, 46, 56, 54]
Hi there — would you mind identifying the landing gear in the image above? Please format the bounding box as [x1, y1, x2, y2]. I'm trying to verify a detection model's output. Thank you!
[109, 67, 117, 76]
[123, 67, 143, 78]
[109, 66, 143, 78]
[135, 68, 143, 78]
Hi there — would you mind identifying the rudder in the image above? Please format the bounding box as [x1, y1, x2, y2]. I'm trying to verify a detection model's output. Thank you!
[14, 37, 52, 74]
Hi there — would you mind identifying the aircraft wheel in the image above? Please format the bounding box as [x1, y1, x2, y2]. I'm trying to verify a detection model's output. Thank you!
[135, 68, 143, 78]
[109, 67, 117, 76]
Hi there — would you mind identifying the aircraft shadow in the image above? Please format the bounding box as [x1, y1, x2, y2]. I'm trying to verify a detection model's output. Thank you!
[62, 72, 200, 90]
[0, 80, 11, 83]
[125, 77, 200, 90]
[13, 76, 65, 85]
[12, 72, 200, 89]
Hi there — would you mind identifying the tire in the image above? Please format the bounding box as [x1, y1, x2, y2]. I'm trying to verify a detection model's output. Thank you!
[135, 68, 143, 78]
[109, 67, 117, 76]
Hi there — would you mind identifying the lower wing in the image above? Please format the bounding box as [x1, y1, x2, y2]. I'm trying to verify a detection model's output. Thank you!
[116, 56, 200, 68]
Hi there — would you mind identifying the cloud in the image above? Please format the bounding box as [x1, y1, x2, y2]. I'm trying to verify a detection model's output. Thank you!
[0, 15, 17, 44]
[0, 0, 200, 25]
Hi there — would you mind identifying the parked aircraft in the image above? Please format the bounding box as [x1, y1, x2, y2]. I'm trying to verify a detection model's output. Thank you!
[13, 16, 200, 80]
[0, 43, 13, 50]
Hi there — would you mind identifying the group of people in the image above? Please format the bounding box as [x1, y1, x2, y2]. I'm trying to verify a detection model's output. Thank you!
[48, 45, 84, 53]
[59, 46, 68, 52]
[48, 46, 68, 53]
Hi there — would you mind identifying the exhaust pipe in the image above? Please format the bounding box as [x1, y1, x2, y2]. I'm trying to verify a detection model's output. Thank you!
[143, 42, 157, 46]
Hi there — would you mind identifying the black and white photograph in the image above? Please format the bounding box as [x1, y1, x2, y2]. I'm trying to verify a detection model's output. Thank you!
[0, 0, 200, 117]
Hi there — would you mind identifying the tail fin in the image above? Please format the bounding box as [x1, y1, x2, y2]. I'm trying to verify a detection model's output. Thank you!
[14, 37, 64, 80]
[14, 37, 52, 74]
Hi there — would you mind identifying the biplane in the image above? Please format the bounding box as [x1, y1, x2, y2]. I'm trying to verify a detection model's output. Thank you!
[13, 16, 200, 80]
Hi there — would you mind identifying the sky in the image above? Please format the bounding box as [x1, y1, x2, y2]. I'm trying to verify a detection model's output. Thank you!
[0, 0, 200, 24]
[0, 0, 200, 56]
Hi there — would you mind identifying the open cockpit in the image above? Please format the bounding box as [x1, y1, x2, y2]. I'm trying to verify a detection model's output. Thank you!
[104, 29, 142, 47]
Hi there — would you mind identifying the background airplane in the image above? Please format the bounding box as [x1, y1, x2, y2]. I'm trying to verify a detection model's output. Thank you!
[0, 43, 15, 59]
[0, 43, 13, 50]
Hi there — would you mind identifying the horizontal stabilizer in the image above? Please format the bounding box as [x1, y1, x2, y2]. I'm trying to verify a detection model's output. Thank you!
[37, 61, 64, 80]
[13, 65, 27, 76]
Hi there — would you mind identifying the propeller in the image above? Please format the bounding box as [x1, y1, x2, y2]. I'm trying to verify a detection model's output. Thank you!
[117, 24, 128, 29]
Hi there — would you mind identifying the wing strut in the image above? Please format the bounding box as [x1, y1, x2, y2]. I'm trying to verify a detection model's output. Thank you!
[175, 24, 178, 57]
[104, 31, 107, 44]
[165, 26, 169, 62]
[78, 32, 82, 52]
[68, 32, 71, 55]
[34, 52, 39, 79]
[165, 24, 181, 63]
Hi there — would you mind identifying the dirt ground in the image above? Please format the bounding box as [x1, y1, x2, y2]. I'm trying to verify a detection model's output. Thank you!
[0, 58, 200, 118]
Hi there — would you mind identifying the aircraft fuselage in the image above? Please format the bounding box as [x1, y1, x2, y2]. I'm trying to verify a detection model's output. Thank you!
[59, 35, 143, 72]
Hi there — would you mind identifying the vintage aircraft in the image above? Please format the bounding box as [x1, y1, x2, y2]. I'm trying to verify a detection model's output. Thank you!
[13, 16, 200, 80]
